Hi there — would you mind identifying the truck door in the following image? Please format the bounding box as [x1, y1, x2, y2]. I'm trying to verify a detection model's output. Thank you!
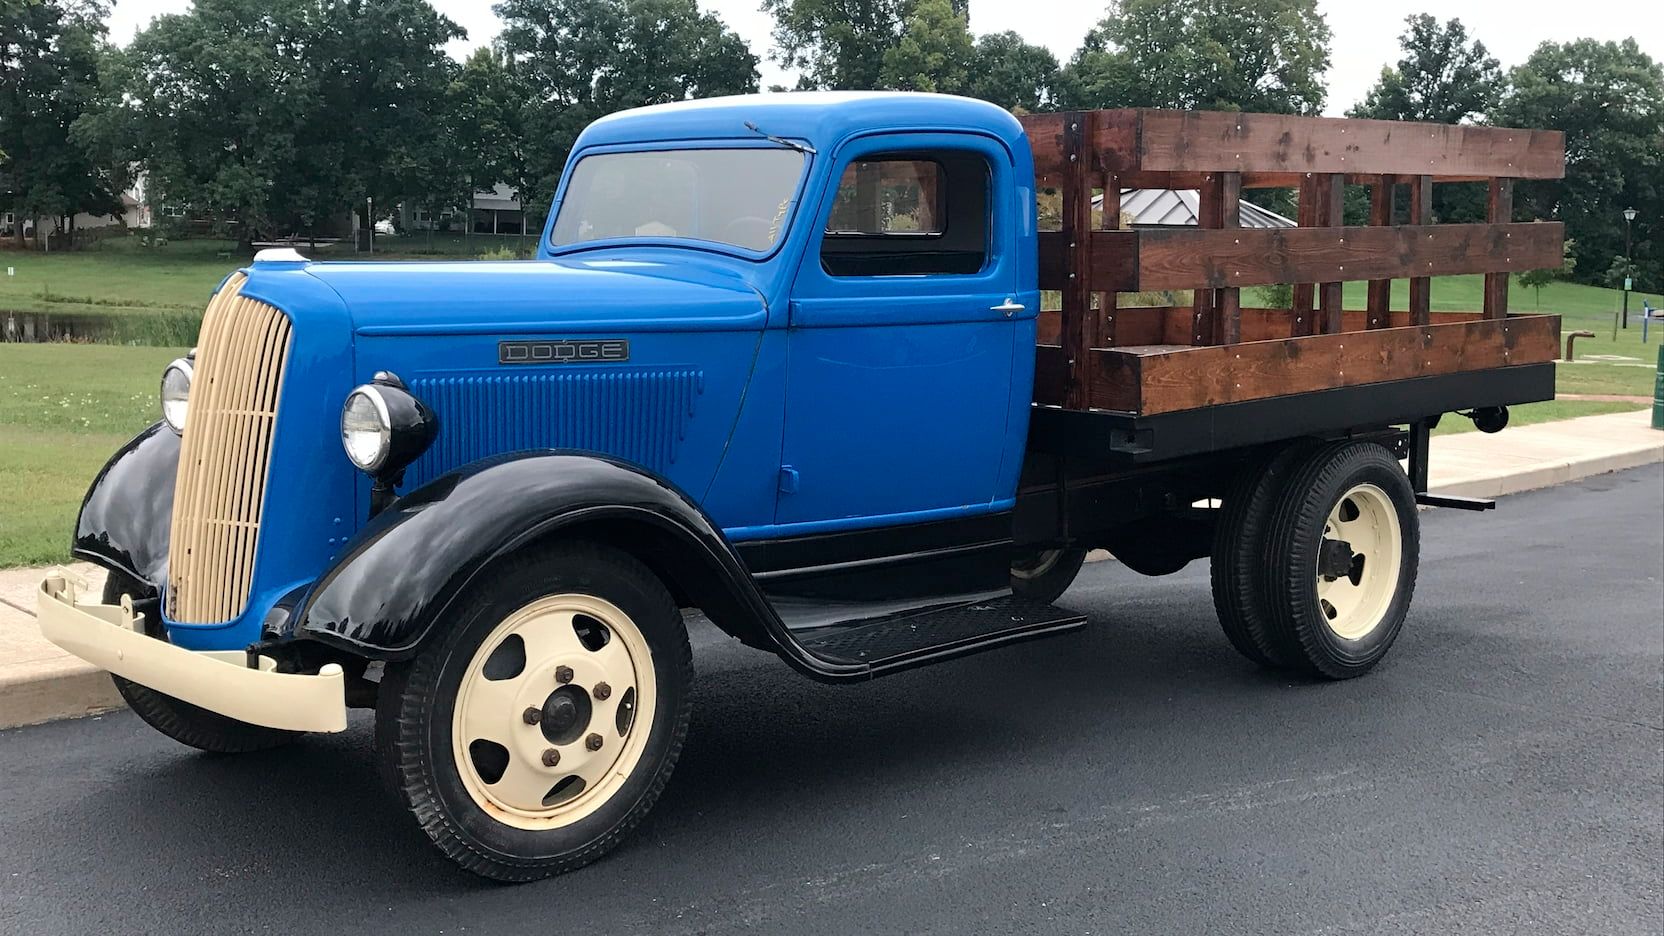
[776, 132, 1032, 530]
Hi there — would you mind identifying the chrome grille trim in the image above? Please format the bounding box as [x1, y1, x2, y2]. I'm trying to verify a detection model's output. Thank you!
[167, 274, 292, 623]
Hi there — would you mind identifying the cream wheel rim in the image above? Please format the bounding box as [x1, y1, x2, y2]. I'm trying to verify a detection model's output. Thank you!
[451, 594, 656, 830]
[1315, 483, 1403, 641]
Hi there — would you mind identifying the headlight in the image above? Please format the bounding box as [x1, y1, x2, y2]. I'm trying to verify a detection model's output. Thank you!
[341, 386, 392, 472]
[160, 358, 193, 433]
[340, 372, 438, 479]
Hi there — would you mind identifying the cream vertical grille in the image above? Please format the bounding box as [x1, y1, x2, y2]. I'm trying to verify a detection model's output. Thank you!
[166, 274, 293, 624]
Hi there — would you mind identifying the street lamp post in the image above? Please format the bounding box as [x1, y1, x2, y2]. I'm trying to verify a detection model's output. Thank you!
[1622, 206, 1637, 328]
[367, 196, 375, 256]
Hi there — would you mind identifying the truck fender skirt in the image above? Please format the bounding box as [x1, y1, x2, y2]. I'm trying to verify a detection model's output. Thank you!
[294, 452, 864, 680]
[72, 421, 178, 590]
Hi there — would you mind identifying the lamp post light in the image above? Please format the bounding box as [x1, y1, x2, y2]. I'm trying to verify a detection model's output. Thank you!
[367, 196, 375, 256]
[1622, 206, 1637, 328]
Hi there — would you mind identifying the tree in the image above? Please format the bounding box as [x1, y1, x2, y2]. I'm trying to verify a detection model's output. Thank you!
[966, 31, 1060, 112]
[1349, 15, 1503, 125]
[1493, 39, 1664, 288]
[0, 0, 120, 246]
[495, 0, 758, 221]
[1517, 237, 1577, 309]
[442, 46, 526, 244]
[878, 0, 973, 93]
[1060, 0, 1331, 114]
[762, 0, 916, 90]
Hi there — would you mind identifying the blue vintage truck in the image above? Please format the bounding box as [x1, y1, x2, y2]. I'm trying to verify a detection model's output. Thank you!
[39, 92, 1564, 879]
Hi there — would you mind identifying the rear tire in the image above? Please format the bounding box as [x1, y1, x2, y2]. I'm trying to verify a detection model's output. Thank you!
[1209, 444, 1316, 668]
[102, 572, 300, 753]
[1259, 442, 1420, 679]
[376, 542, 692, 882]
[1010, 548, 1087, 604]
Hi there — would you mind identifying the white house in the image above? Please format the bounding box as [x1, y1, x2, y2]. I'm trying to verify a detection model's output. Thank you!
[402, 183, 527, 235]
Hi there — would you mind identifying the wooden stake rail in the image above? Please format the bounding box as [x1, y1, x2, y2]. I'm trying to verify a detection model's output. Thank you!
[1019, 108, 1567, 415]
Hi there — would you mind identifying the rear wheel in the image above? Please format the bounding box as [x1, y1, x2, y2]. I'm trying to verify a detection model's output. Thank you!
[102, 572, 299, 753]
[376, 543, 691, 881]
[1010, 548, 1086, 604]
[1259, 442, 1420, 679]
[1209, 444, 1316, 668]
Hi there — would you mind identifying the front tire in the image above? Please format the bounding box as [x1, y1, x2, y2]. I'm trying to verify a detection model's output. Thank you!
[376, 542, 692, 881]
[1259, 442, 1420, 679]
[1010, 548, 1087, 604]
[102, 572, 300, 753]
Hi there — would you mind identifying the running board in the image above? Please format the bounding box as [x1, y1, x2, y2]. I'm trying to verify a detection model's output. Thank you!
[792, 594, 1085, 678]
[1415, 492, 1496, 511]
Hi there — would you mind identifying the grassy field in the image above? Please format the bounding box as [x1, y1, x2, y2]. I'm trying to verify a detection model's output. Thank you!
[0, 344, 183, 568]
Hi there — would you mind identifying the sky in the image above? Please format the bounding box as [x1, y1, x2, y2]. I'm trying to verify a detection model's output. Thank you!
[105, 0, 1650, 117]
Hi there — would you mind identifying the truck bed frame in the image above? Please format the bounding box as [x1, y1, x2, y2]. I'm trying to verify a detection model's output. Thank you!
[1017, 109, 1565, 476]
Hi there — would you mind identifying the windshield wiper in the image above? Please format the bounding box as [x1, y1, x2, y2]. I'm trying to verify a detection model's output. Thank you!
[744, 120, 816, 155]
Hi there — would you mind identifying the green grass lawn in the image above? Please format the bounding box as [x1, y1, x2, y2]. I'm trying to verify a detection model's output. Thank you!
[0, 344, 182, 568]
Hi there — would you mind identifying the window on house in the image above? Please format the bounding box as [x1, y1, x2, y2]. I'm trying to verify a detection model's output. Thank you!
[820, 152, 990, 277]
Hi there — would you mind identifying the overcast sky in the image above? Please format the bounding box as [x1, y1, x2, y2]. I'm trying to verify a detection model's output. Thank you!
[106, 0, 1648, 117]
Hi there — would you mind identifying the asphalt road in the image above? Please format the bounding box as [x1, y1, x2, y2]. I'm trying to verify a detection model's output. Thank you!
[3, 468, 1661, 935]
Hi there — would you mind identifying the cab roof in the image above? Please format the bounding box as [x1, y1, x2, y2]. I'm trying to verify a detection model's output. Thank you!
[575, 91, 1029, 156]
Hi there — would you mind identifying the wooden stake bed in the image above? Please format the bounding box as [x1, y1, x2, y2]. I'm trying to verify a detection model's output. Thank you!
[1020, 109, 1566, 422]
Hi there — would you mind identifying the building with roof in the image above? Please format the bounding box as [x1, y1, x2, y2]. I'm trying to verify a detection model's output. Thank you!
[1096, 189, 1296, 229]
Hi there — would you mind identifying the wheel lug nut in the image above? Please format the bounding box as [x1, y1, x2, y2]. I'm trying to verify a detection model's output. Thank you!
[554, 665, 573, 684]
[585, 733, 603, 751]
[593, 682, 611, 701]
[541, 748, 560, 767]
[522, 707, 542, 725]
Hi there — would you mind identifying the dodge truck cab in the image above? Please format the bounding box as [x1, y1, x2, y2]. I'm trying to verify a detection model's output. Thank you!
[39, 92, 1565, 880]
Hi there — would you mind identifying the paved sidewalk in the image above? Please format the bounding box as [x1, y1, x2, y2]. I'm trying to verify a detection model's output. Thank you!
[3, 408, 1660, 731]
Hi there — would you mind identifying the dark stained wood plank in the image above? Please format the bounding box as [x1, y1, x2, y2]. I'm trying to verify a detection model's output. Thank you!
[1291, 176, 1318, 337]
[1216, 171, 1243, 344]
[1485, 178, 1514, 319]
[1134, 221, 1564, 290]
[1318, 173, 1345, 334]
[1191, 172, 1223, 345]
[1062, 112, 1095, 408]
[1408, 175, 1433, 326]
[1033, 343, 1067, 405]
[1099, 178, 1122, 346]
[1085, 314, 1562, 414]
[1366, 175, 1395, 328]
[1134, 110, 1565, 180]
[1038, 230, 1138, 293]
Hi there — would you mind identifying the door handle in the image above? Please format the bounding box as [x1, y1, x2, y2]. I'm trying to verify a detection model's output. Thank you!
[991, 298, 1025, 316]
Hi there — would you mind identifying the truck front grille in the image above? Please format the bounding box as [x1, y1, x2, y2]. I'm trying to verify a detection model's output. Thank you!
[167, 274, 292, 624]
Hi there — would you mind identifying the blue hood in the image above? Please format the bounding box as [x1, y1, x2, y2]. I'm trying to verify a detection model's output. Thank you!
[301, 256, 767, 334]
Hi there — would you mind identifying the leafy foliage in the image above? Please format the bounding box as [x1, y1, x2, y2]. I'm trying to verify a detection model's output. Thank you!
[1349, 16, 1503, 125]
[1060, 0, 1331, 114]
[878, 0, 972, 94]
[1517, 238, 1577, 309]
[0, 0, 121, 241]
[966, 31, 1059, 112]
[494, 0, 758, 228]
[763, 0, 919, 91]
[1492, 38, 1663, 289]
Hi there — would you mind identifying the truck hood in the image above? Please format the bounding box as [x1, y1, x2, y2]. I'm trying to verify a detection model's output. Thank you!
[301, 256, 767, 334]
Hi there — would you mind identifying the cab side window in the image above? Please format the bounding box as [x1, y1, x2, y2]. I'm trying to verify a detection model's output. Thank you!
[820, 151, 990, 277]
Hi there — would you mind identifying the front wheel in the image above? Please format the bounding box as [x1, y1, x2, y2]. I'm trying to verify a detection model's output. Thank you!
[1010, 548, 1087, 604]
[103, 572, 300, 753]
[376, 543, 692, 881]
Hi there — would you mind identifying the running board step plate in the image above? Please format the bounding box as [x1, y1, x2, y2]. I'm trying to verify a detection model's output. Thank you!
[796, 594, 1085, 676]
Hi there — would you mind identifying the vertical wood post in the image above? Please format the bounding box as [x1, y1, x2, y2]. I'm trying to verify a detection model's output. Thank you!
[1318, 173, 1345, 334]
[1484, 178, 1514, 318]
[1215, 171, 1242, 344]
[1191, 173, 1222, 345]
[1099, 178, 1120, 348]
[1062, 112, 1094, 408]
[1291, 175, 1318, 336]
[1366, 174, 1395, 328]
[1408, 175, 1433, 326]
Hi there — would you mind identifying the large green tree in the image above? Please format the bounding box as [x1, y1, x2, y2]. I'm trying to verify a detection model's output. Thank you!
[1, 0, 120, 245]
[1348, 15, 1503, 124]
[495, 0, 758, 221]
[763, 0, 915, 90]
[1492, 38, 1663, 288]
[78, 0, 462, 245]
[878, 0, 972, 93]
[967, 31, 1060, 113]
[1060, 0, 1331, 114]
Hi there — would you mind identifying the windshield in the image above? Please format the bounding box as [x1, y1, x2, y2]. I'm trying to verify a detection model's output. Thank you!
[550, 148, 806, 253]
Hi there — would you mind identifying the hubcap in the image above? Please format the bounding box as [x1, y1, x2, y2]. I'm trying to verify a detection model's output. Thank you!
[1315, 483, 1402, 640]
[451, 594, 655, 830]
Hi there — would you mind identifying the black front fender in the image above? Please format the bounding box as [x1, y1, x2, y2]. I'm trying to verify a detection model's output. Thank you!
[73, 421, 179, 589]
[294, 452, 860, 679]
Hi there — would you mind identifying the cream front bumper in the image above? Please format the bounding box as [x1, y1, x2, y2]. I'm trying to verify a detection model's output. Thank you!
[37, 571, 347, 733]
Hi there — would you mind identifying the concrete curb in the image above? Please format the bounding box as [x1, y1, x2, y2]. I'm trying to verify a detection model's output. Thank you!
[2, 417, 1660, 732]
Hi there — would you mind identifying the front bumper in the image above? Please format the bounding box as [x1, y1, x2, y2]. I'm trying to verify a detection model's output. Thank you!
[37, 571, 347, 733]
